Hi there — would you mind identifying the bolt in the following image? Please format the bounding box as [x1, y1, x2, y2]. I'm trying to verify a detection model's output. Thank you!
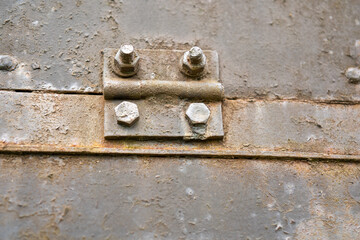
[189, 47, 203, 64]
[113, 44, 140, 77]
[180, 46, 207, 77]
[114, 101, 139, 126]
[120, 44, 134, 64]
[346, 67, 360, 83]
[0, 55, 17, 71]
[186, 103, 211, 125]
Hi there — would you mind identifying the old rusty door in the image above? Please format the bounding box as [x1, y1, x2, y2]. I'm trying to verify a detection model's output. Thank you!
[1, 0, 360, 239]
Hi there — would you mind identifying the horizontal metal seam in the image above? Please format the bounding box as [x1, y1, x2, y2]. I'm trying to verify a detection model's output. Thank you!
[1, 89, 360, 106]
[1, 144, 359, 161]
[0, 89, 103, 96]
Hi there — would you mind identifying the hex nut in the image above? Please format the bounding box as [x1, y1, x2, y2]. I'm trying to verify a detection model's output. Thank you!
[113, 45, 140, 77]
[186, 103, 211, 125]
[180, 46, 207, 77]
[115, 101, 139, 126]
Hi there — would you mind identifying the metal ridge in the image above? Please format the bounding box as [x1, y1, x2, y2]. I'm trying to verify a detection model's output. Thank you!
[1, 143, 360, 161]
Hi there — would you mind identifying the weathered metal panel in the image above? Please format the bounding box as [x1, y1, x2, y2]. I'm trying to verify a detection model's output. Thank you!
[104, 99, 224, 140]
[102, 48, 225, 140]
[102, 48, 223, 101]
[1, 0, 360, 239]
[1, 91, 360, 160]
[1, 0, 359, 101]
[0, 154, 360, 239]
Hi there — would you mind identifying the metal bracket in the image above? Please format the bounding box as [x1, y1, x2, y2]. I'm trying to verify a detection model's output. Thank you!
[102, 47, 224, 140]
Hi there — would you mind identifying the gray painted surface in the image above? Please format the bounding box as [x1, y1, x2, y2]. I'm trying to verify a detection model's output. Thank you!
[0, 0, 359, 101]
[105, 99, 224, 140]
[1, 0, 360, 239]
[1, 91, 360, 159]
[0, 155, 360, 239]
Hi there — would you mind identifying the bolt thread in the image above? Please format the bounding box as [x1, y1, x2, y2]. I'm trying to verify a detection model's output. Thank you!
[189, 47, 203, 64]
[120, 51, 133, 64]
[190, 54, 202, 64]
[120, 45, 134, 64]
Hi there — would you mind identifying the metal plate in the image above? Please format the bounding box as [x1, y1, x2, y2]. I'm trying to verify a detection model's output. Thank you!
[1, 91, 360, 160]
[104, 98, 224, 140]
[1, 1, 359, 101]
[1, 1, 360, 239]
[102, 48, 224, 140]
[103, 48, 220, 83]
[102, 48, 223, 101]
[1, 154, 360, 239]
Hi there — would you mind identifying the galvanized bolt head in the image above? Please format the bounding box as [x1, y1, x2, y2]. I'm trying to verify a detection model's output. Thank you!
[0, 55, 17, 71]
[114, 101, 139, 126]
[180, 46, 207, 77]
[346, 67, 360, 83]
[113, 44, 140, 77]
[186, 103, 211, 125]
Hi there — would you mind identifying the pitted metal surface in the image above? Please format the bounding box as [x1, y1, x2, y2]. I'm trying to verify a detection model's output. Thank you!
[0, 154, 360, 239]
[1, 0, 360, 238]
[104, 97, 223, 140]
[0, 0, 359, 101]
[1, 91, 360, 159]
[102, 48, 223, 101]
[102, 47, 224, 140]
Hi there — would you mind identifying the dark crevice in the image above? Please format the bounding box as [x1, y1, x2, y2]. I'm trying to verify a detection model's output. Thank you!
[2, 89, 360, 105]
[1, 89, 103, 96]
[1, 150, 360, 163]
[224, 97, 360, 105]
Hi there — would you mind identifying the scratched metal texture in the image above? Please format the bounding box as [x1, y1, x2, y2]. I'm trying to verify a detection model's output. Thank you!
[1, 0, 360, 239]
[0, 154, 360, 240]
[0, 0, 359, 101]
[1, 91, 360, 160]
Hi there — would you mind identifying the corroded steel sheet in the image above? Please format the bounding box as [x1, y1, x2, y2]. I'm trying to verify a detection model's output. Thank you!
[1, 91, 360, 160]
[1, 0, 360, 238]
[0, 1, 359, 102]
[102, 48, 223, 101]
[0, 154, 360, 239]
[104, 98, 224, 140]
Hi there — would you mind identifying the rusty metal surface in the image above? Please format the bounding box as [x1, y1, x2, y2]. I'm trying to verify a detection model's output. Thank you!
[1, 91, 360, 160]
[0, 0, 359, 101]
[102, 48, 225, 139]
[105, 98, 224, 140]
[103, 48, 223, 101]
[1, 0, 360, 238]
[0, 154, 360, 239]
[104, 48, 220, 82]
